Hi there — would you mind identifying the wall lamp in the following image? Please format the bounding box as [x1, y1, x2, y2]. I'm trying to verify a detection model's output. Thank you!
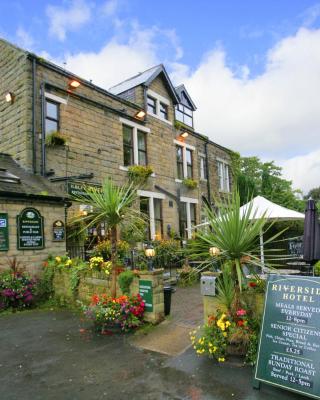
[134, 110, 146, 120]
[5, 92, 15, 104]
[69, 80, 81, 89]
[180, 131, 188, 138]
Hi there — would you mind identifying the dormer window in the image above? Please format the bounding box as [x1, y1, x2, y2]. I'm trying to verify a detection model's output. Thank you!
[146, 89, 172, 125]
[175, 104, 193, 127]
[147, 96, 156, 114]
[159, 102, 168, 120]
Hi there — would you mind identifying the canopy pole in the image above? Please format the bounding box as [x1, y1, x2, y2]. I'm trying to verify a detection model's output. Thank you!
[260, 230, 265, 274]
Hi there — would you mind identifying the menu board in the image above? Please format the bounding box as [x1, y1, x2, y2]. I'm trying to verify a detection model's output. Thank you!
[17, 208, 44, 249]
[255, 275, 320, 399]
[0, 213, 9, 251]
[139, 280, 153, 312]
[53, 220, 65, 241]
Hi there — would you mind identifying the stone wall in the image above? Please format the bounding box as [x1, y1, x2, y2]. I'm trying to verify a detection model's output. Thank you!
[0, 198, 66, 276]
[53, 269, 165, 323]
[0, 39, 33, 169]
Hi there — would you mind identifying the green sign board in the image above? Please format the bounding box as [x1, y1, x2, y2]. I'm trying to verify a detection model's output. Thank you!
[67, 181, 102, 199]
[255, 275, 320, 399]
[139, 280, 153, 312]
[17, 208, 44, 250]
[0, 213, 9, 251]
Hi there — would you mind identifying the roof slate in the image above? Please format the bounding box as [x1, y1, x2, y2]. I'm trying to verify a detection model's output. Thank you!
[0, 153, 68, 201]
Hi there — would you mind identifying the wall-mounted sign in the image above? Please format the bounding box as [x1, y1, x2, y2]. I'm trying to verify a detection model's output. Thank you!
[0, 213, 9, 251]
[53, 220, 65, 241]
[67, 181, 102, 199]
[255, 275, 320, 399]
[17, 208, 44, 250]
[139, 280, 153, 312]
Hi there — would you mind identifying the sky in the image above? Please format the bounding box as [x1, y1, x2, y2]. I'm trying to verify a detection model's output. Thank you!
[1, 0, 320, 194]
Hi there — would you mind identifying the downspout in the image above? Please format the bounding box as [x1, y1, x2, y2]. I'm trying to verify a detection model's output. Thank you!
[32, 58, 37, 174]
[205, 141, 211, 204]
[40, 82, 46, 176]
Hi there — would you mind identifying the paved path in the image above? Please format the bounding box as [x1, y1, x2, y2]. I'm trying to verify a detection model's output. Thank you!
[131, 283, 203, 356]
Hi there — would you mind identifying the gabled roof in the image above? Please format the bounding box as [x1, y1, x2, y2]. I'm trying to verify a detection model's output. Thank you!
[0, 153, 69, 202]
[109, 64, 180, 104]
[175, 84, 197, 111]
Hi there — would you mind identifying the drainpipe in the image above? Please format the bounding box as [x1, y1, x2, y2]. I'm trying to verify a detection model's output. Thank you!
[40, 82, 46, 176]
[32, 58, 37, 174]
[205, 141, 211, 204]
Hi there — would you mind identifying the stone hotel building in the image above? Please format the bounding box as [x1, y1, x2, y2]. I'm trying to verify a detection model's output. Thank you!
[0, 38, 232, 265]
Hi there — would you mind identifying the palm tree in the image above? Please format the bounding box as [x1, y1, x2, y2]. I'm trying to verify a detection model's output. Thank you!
[188, 191, 284, 291]
[71, 179, 146, 297]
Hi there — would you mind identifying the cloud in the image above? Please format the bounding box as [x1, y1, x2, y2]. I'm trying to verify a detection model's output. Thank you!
[301, 3, 320, 27]
[15, 27, 34, 49]
[46, 0, 91, 41]
[102, 0, 119, 17]
[281, 150, 320, 192]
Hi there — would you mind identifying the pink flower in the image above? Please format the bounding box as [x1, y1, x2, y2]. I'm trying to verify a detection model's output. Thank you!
[236, 309, 246, 316]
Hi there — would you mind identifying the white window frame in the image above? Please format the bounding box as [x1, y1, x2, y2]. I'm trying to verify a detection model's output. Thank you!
[138, 190, 165, 240]
[199, 152, 207, 181]
[45, 92, 67, 105]
[217, 158, 230, 193]
[146, 89, 172, 125]
[180, 196, 198, 239]
[120, 117, 150, 167]
[174, 139, 195, 179]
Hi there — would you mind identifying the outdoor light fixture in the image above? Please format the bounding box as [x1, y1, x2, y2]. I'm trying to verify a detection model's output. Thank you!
[145, 243, 155, 271]
[135, 110, 146, 120]
[69, 80, 81, 89]
[180, 131, 188, 138]
[5, 92, 15, 104]
[209, 246, 221, 257]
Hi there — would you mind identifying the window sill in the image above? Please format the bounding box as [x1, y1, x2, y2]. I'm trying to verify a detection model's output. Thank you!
[175, 179, 183, 183]
[147, 112, 172, 125]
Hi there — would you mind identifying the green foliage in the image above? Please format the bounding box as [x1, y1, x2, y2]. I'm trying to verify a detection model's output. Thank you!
[92, 240, 130, 263]
[69, 259, 88, 293]
[216, 263, 235, 310]
[314, 261, 320, 276]
[182, 178, 198, 189]
[153, 239, 182, 268]
[128, 165, 153, 183]
[45, 131, 67, 146]
[118, 270, 135, 295]
[121, 217, 148, 244]
[233, 156, 304, 211]
[177, 265, 199, 287]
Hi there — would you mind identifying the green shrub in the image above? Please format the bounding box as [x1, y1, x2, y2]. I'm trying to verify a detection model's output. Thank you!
[45, 131, 67, 146]
[118, 270, 135, 295]
[314, 261, 320, 276]
[128, 165, 153, 183]
[92, 240, 130, 263]
[182, 178, 198, 189]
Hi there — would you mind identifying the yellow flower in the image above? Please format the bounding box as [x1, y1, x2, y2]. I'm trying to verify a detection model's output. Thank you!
[55, 256, 61, 263]
[225, 321, 231, 327]
[223, 332, 227, 337]
[218, 357, 225, 362]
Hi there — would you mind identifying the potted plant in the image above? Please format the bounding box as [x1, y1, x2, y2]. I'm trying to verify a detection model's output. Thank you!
[128, 165, 153, 183]
[45, 131, 67, 147]
[182, 178, 198, 189]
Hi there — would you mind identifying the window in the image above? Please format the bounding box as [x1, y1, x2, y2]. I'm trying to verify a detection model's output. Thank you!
[217, 160, 230, 192]
[146, 89, 171, 124]
[175, 141, 195, 180]
[186, 149, 193, 178]
[138, 190, 165, 240]
[137, 130, 147, 166]
[159, 102, 168, 120]
[120, 118, 150, 167]
[175, 104, 193, 127]
[45, 100, 59, 135]
[147, 96, 156, 114]
[176, 146, 184, 180]
[179, 197, 198, 239]
[123, 125, 134, 166]
[154, 198, 163, 240]
[200, 155, 208, 180]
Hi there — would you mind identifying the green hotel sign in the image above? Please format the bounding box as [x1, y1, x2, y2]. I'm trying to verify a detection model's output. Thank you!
[139, 280, 153, 312]
[17, 208, 44, 250]
[255, 275, 320, 399]
[0, 213, 9, 251]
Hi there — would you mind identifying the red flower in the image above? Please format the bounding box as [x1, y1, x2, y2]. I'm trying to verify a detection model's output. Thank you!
[236, 309, 246, 316]
[237, 320, 244, 327]
[249, 281, 257, 288]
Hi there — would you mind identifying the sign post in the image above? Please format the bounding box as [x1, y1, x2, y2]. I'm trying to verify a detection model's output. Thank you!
[0, 213, 9, 251]
[255, 275, 320, 399]
[139, 280, 153, 312]
[17, 208, 44, 250]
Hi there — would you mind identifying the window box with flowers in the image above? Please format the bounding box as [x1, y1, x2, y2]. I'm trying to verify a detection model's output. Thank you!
[182, 178, 198, 189]
[45, 131, 68, 147]
[128, 165, 154, 183]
